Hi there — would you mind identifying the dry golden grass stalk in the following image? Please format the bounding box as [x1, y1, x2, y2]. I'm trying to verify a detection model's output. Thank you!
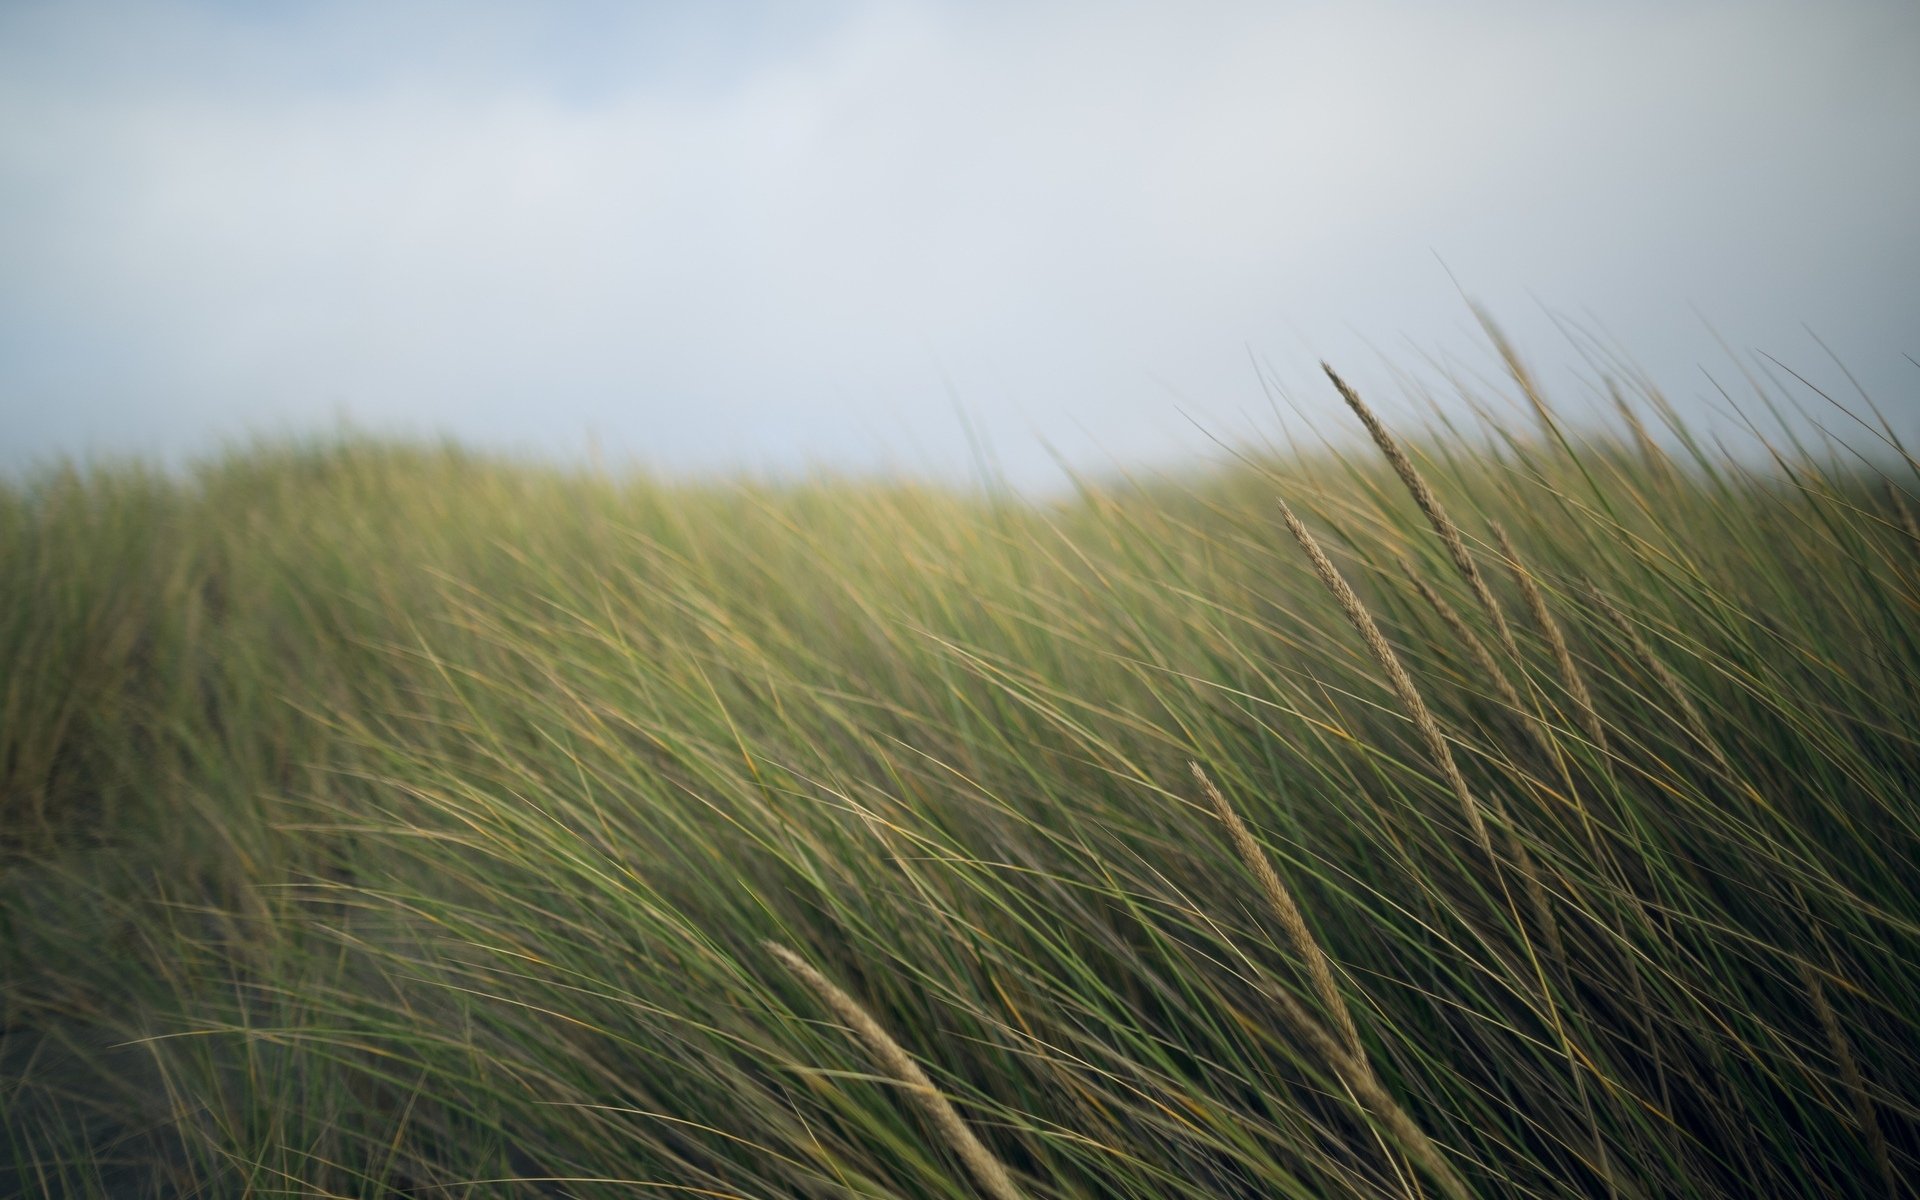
[1323, 363, 1520, 661]
[1403, 562, 1557, 764]
[1389, 577, 1587, 1032]
[1891, 482, 1920, 549]
[1584, 584, 1724, 773]
[765, 940, 1029, 1200]
[1491, 524, 1608, 759]
[1276, 497, 1494, 862]
[1280, 502, 1597, 1179]
[1188, 763, 1442, 1200]
[1798, 959, 1897, 1200]
[1471, 304, 1557, 443]
[1189, 761, 1368, 1074]
[1262, 976, 1475, 1200]
[1607, 380, 1673, 488]
[1320, 372, 1578, 973]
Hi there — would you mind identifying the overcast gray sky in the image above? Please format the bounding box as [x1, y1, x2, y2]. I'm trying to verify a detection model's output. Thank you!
[3, 0, 1916, 487]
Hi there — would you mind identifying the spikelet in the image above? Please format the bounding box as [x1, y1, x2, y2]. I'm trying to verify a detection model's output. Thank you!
[1404, 561, 1557, 763]
[1492, 524, 1608, 758]
[1275, 497, 1494, 862]
[766, 941, 1028, 1200]
[1189, 762, 1368, 1073]
[1324, 363, 1520, 660]
[1262, 977, 1475, 1200]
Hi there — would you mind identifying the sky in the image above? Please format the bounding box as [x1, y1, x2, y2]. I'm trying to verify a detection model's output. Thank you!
[2, 0, 1916, 488]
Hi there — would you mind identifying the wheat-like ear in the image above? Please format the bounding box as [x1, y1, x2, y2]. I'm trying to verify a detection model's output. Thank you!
[1275, 497, 1494, 863]
[1797, 957, 1897, 1200]
[765, 940, 1028, 1200]
[1889, 482, 1920, 550]
[1471, 303, 1559, 443]
[1490, 525, 1607, 758]
[1279, 501, 1607, 1181]
[1189, 762, 1368, 1072]
[1402, 560, 1558, 764]
[1262, 977, 1475, 1200]
[1584, 582, 1725, 774]
[1324, 363, 1520, 661]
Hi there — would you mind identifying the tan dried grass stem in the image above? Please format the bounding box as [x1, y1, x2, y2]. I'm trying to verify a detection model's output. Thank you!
[1264, 977, 1475, 1200]
[1323, 363, 1520, 660]
[1492, 524, 1608, 758]
[1608, 380, 1673, 488]
[1399, 573, 1584, 1021]
[1799, 960, 1896, 1199]
[1585, 585, 1723, 773]
[765, 940, 1028, 1200]
[1276, 497, 1494, 862]
[1189, 761, 1368, 1073]
[1404, 563, 1556, 763]
[1279, 501, 1591, 1178]
[1891, 483, 1920, 550]
[1472, 303, 1558, 443]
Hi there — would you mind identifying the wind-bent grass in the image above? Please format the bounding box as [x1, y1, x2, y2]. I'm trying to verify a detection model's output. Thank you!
[3, 348, 1917, 1198]
[765, 940, 1029, 1200]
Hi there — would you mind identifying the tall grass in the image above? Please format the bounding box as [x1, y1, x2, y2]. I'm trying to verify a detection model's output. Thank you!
[3, 352, 1916, 1197]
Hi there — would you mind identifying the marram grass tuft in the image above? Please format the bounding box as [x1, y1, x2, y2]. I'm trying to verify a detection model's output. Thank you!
[4, 351, 1916, 1198]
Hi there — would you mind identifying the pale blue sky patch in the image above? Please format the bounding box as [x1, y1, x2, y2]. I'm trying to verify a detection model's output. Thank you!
[1, 0, 1915, 487]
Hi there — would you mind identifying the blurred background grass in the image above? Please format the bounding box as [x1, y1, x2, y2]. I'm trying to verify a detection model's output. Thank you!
[3, 355, 1916, 1197]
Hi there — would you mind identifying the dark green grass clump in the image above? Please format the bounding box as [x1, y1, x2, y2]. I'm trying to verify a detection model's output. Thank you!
[3, 358, 1917, 1198]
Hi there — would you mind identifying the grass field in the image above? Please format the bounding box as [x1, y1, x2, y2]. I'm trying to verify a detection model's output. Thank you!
[3, 354, 1916, 1198]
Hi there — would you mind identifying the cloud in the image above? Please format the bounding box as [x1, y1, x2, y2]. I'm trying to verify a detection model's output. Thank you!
[2, 0, 1916, 484]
